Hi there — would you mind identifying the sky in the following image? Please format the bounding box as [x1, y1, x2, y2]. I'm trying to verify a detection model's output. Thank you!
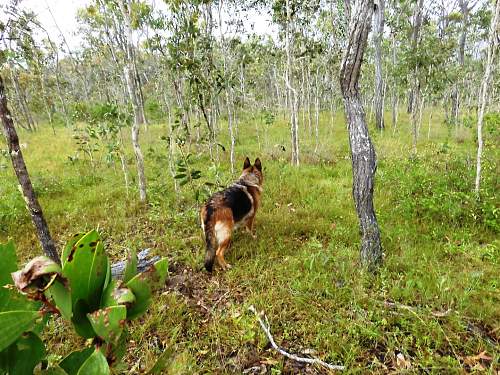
[16, 0, 277, 50]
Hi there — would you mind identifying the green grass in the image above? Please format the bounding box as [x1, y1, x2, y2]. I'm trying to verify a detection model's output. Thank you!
[0, 109, 498, 373]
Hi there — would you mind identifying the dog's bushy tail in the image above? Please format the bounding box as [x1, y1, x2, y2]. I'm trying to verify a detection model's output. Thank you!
[203, 207, 216, 272]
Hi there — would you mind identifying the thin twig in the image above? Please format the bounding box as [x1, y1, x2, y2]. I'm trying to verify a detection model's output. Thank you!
[248, 305, 345, 372]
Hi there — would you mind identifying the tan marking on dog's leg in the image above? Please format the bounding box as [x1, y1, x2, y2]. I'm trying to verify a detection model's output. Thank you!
[216, 239, 232, 270]
[214, 221, 233, 270]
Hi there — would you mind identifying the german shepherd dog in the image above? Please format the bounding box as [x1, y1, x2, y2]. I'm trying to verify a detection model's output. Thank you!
[200, 157, 263, 272]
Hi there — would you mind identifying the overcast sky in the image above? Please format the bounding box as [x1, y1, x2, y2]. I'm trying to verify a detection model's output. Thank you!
[16, 0, 276, 50]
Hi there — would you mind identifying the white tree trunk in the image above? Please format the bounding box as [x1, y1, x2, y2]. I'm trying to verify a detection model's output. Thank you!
[119, 0, 147, 202]
[374, 0, 385, 130]
[475, 0, 499, 194]
[285, 0, 299, 166]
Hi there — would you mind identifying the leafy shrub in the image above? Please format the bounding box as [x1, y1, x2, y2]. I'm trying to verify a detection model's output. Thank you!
[383, 152, 498, 233]
[70, 102, 129, 126]
[145, 98, 165, 122]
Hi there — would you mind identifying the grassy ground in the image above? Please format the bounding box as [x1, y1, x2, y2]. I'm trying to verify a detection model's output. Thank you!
[0, 109, 498, 374]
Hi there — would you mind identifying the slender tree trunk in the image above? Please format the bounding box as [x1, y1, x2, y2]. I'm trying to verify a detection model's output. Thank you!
[475, 0, 499, 195]
[0, 75, 60, 264]
[119, 151, 130, 196]
[451, 0, 469, 126]
[285, 0, 299, 166]
[10, 69, 36, 131]
[119, 0, 147, 203]
[218, 0, 236, 174]
[374, 0, 385, 130]
[390, 9, 399, 133]
[410, 0, 424, 154]
[340, 0, 382, 270]
[301, 61, 306, 132]
[314, 66, 320, 153]
[427, 107, 433, 140]
[53, 48, 70, 127]
[307, 65, 313, 136]
[407, 0, 424, 116]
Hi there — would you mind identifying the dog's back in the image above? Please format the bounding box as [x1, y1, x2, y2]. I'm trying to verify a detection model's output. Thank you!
[201, 157, 263, 272]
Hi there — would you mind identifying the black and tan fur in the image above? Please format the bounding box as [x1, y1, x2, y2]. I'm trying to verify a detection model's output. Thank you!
[200, 157, 263, 272]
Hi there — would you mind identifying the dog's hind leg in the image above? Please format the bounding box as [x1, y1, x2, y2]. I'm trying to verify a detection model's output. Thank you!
[214, 219, 233, 270]
[216, 238, 232, 270]
[245, 214, 257, 239]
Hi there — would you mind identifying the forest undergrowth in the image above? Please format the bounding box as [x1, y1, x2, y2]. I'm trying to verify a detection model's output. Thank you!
[0, 110, 498, 373]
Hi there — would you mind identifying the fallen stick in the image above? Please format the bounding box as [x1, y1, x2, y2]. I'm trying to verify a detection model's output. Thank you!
[111, 249, 160, 278]
[248, 305, 345, 372]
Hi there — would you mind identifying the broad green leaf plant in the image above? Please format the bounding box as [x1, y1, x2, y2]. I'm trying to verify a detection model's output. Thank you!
[0, 230, 168, 374]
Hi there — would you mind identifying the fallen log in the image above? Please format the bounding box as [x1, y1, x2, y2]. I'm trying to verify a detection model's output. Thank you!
[111, 249, 160, 278]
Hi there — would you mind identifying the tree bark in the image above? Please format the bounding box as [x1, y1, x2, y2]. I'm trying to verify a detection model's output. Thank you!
[374, 0, 385, 130]
[407, 0, 424, 116]
[314, 66, 320, 153]
[339, 0, 383, 270]
[119, 0, 147, 203]
[451, 0, 469, 125]
[475, 0, 499, 195]
[0, 75, 60, 264]
[285, 0, 300, 166]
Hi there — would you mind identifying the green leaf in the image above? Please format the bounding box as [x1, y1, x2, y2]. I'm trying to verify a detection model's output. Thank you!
[125, 258, 168, 319]
[100, 280, 136, 308]
[0, 287, 38, 314]
[123, 249, 138, 284]
[45, 279, 72, 321]
[0, 241, 17, 286]
[61, 233, 85, 267]
[77, 348, 109, 375]
[0, 311, 40, 352]
[0, 331, 45, 375]
[59, 347, 94, 375]
[62, 231, 108, 310]
[107, 326, 128, 368]
[191, 170, 201, 179]
[102, 259, 112, 296]
[174, 173, 187, 179]
[87, 306, 126, 345]
[71, 299, 96, 339]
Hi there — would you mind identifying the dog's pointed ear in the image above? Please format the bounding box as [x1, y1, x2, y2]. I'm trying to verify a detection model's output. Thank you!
[254, 158, 262, 171]
[243, 156, 251, 170]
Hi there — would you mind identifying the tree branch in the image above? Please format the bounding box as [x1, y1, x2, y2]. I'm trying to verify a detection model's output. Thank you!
[248, 305, 345, 372]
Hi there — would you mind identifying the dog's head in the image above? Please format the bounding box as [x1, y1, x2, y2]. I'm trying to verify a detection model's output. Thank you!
[241, 156, 263, 187]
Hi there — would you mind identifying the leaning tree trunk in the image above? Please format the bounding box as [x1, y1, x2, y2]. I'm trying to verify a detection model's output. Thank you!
[0, 75, 60, 264]
[475, 0, 500, 195]
[374, 0, 385, 130]
[339, 0, 383, 270]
